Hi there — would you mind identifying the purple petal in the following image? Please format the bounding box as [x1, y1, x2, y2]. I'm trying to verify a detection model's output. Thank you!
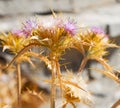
[12, 29, 24, 36]
[24, 20, 37, 29]
[22, 19, 38, 36]
[64, 22, 76, 35]
[91, 26, 105, 34]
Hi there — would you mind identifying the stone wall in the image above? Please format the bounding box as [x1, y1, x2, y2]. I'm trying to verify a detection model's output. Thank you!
[0, 0, 116, 15]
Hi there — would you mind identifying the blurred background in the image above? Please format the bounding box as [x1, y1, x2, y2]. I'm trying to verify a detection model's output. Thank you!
[0, 0, 120, 35]
[0, 0, 120, 108]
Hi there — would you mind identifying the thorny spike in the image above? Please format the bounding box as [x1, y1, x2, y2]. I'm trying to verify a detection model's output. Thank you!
[50, 8, 57, 18]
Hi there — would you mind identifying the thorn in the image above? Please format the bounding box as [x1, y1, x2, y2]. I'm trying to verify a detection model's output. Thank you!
[50, 8, 57, 18]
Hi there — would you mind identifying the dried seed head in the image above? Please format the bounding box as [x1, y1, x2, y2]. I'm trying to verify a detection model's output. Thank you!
[60, 73, 93, 107]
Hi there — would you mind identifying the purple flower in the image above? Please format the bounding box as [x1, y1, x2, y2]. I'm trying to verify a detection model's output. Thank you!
[12, 29, 24, 37]
[91, 26, 105, 35]
[12, 19, 38, 37]
[22, 19, 38, 36]
[64, 22, 76, 35]
[91, 26, 109, 43]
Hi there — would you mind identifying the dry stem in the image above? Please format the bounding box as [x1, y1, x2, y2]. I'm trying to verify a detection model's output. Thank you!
[78, 57, 88, 74]
[16, 63, 22, 108]
[111, 99, 120, 108]
[50, 60, 56, 108]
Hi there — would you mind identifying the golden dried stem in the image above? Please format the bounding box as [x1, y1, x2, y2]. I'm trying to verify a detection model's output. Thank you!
[78, 57, 88, 74]
[62, 102, 67, 108]
[50, 60, 56, 108]
[16, 63, 22, 108]
[6, 43, 41, 69]
[111, 99, 120, 108]
[70, 102, 77, 108]
[91, 68, 120, 84]
[56, 61, 63, 101]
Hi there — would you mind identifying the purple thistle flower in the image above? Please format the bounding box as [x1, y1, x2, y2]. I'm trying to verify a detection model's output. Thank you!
[91, 26, 109, 43]
[91, 26, 105, 35]
[22, 19, 38, 36]
[12, 29, 24, 37]
[64, 21, 76, 35]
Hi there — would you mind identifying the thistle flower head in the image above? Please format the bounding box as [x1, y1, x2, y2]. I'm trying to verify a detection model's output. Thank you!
[11, 19, 38, 38]
[31, 17, 74, 58]
[91, 26, 105, 34]
[64, 20, 76, 35]
[22, 19, 38, 37]
[74, 26, 118, 74]
[56, 72, 93, 107]
[91, 26, 109, 43]
[11, 29, 24, 37]
[75, 27, 111, 59]
[0, 33, 29, 54]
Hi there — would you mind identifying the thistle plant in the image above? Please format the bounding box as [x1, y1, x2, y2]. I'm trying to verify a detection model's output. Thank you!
[52, 72, 93, 108]
[30, 17, 77, 108]
[0, 16, 76, 108]
[74, 27, 120, 83]
[0, 14, 120, 108]
[0, 19, 38, 108]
